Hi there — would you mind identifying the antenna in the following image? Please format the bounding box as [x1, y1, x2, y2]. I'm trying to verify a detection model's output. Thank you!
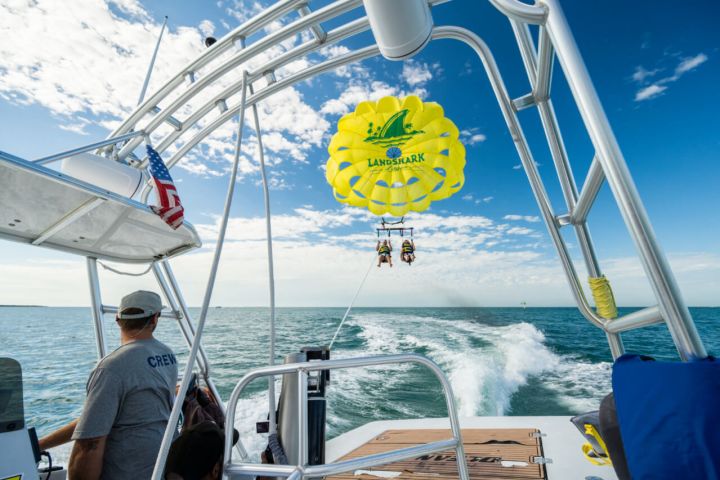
[137, 16, 168, 106]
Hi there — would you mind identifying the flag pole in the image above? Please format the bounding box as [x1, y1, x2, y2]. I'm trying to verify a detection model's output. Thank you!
[137, 15, 168, 106]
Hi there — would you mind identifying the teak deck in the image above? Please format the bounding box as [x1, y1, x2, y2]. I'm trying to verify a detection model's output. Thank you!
[328, 428, 546, 480]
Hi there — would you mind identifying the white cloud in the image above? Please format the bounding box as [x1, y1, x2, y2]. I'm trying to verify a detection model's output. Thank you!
[504, 215, 540, 223]
[635, 84, 667, 101]
[675, 53, 708, 75]
[462, 194, 493, 205]
[0, 0, 330, 187]
[199, 19, 215, 37]
[512, 161, 540, 170]
[506, 226, 534, 235]
[402, 60, 433, 86]
[633, 52, 708, 102]
[631, 66, 660, 83]
[460, 128, 487, 146]
[3, 226, 717, 307]
[0, 0, 205, 122]
[320, 81, 399, 116]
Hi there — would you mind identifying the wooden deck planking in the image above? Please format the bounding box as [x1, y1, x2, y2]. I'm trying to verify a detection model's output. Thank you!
[327, 428, 546, 480]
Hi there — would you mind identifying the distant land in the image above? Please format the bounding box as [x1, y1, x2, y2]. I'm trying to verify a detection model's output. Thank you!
[0, 305, 46, 307]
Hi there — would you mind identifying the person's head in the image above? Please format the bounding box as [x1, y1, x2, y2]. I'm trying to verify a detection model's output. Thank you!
[382, 240, 388, 245]
[116, 290, 162, 335]
[403, 239, 410, 244]
[165, 421, 225, 480]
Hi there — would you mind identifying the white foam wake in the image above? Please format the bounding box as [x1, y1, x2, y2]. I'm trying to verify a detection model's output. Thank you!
[342, 313, 608, 417]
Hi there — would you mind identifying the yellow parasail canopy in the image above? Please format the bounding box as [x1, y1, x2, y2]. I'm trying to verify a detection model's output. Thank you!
[325, 95, 466, 216]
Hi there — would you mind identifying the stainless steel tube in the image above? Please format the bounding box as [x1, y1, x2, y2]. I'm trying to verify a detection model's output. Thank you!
[572, 156, 605, 224]
[165, 44, 380, 169]
[534, 27, 554, 100]
[224, 354, 468, 480]
[488, 0, 547, 24]
[154, 17, 369, 160]
[605, 305, 664, 334]
[433, 26, 608, 329]
[543, 0, 705, 359]
[117, 0, 362, 160]
[151, 74, 251, 480]
[297, 370, 308, 467]
[86, 257, 107, 359]
[508, 21, 623, 356]
[109, 0, 307, 139]
[152, 263, 209, 375]
[224, 463, 298, 477]
[32, 198, 105, 245]
[303, 439, 458, 477]
[33, 130, 145, 165]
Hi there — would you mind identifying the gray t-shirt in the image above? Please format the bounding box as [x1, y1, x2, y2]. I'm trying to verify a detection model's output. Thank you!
[72, 338, 178, 479]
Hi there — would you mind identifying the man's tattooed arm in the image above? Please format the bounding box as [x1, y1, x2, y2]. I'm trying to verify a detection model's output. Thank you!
[68, 436, 107, 480]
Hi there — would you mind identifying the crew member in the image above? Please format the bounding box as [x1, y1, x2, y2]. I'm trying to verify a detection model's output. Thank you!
[39, 290, 178, 479]
[376, 239, 393, 267]
[401, 239, 416, 265]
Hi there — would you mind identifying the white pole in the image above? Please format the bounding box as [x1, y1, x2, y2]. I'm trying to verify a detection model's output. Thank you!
[138, 16, 168, 106]
[151, 72, 249, 480]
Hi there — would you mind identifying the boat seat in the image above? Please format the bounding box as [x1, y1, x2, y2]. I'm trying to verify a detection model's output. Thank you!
[0, 152, 200, 263]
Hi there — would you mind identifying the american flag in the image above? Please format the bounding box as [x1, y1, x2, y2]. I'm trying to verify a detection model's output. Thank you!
[147, 144, 184, 229]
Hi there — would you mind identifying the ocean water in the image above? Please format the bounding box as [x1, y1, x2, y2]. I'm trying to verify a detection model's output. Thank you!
[1, 306, 718, 463]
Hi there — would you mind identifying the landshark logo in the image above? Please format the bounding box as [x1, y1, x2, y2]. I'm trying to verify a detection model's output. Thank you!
[364, 109, 425, 171]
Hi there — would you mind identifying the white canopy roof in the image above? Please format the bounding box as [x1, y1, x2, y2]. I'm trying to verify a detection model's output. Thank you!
[0, 153, 200, 263]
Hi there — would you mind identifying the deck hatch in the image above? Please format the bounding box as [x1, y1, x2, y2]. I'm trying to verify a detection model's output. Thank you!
[328, 428, 546, 480]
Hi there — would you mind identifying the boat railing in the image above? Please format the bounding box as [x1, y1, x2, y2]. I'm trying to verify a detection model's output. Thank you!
[223, 353, 470, 480]
[31, 130, 146, 165]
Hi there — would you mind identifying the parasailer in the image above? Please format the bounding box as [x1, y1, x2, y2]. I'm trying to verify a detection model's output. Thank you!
[376, 239, 393, 268]
[401, 239, 416, 265]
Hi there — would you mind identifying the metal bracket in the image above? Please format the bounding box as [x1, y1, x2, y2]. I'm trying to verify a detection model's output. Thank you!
[532, 456, 552, 464]
[555, 214, 572, 227]
[264, 70, 277, 85]
[512, 93, 536, 111]
[216, 99, 229, 113]
[150, 106, 183, 131]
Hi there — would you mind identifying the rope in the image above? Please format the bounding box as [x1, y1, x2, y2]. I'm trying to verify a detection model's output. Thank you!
[589, 275, 618, 319]
[329, 253, 376, 350]
[97, 260, 154, 277]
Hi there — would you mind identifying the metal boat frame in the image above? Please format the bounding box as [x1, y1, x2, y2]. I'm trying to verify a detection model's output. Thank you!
[0, 0, 708, 479]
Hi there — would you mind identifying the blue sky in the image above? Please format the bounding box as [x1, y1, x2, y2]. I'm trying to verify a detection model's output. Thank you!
[0, 0, 718, 307]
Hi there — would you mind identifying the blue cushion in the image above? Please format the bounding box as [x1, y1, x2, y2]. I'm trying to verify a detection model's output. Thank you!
[612, 354, 720, 479]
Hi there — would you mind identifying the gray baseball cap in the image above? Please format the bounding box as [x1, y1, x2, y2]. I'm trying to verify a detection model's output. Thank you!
[117, 290, 162, 319]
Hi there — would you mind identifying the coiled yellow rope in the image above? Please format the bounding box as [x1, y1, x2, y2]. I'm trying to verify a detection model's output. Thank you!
[589, 275, 618, 319]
